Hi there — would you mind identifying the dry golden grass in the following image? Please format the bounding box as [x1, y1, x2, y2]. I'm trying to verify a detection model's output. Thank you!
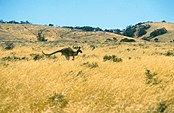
[1, 42, 174, 113]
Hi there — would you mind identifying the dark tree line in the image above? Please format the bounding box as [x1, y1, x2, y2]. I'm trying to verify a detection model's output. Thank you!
[104, 29, 122, 35]
[122, 25, 136, 37]
[62, 26, 103, 32]
[62, 26, 125, 35]
[150, 27, 167, 38]
[0, 19, 31, 24]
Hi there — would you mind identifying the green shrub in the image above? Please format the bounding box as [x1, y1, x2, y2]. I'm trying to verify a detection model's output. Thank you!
[48, 93, 68, 109]
[147, 101, 167, 113]
[103, 55, 122, 62]
[164, 51, 174, 56]
[90, 45, 96, 50]
[4, 41, 14, 50]
[145, 69, 161, 85]
[120, 38, 136, 42]
[82, 62, 99, 68]
[103, 55, 112, 61]
[0, 62, 9, 67]
[157, 102, 167, 113]
[154, 38, 159, 42]
[1, 55, 27, 61]
[142, 36, 150, 41]
[30, 54, 44, 60]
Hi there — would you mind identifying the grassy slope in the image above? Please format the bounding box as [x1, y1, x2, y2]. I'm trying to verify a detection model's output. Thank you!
[140, 22, 174, 42]
[1, 22, 174, 44]
[1, 43, 174, 113]
[0, 23, 131, 44]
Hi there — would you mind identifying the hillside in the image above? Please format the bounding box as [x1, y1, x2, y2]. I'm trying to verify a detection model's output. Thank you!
[122, 22, 174, 42]
[1, 22, 174, 44]
[0, 23, 133, 45]
[141, 22, 174, 42]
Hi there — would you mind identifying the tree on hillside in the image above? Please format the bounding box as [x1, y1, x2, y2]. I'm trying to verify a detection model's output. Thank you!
[20, 21, 31, 24]
[113, 29, 122, 34]
[49, 24, 54, 26]
[0, 20, 5, 23]
[104, 29, 122, 35]
[25, 21, 31, 24]
[62, 26, 74, 29]
[8, 20, 19, 24]
[123, 25, 136, 37]
[61, 26, 103, 32]
[94, 27, 103, 31]
[81, 26, 95, 31]
[136, 24, 151, 37]
[150, 27, 167, 38]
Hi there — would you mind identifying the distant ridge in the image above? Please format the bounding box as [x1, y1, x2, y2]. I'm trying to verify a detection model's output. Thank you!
[0, 21, 174, 43]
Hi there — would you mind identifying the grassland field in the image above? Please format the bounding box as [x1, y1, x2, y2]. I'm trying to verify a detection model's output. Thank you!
[0, 41, 174, 113]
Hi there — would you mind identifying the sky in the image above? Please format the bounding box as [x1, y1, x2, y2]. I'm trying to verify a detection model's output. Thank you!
[0, 0, 174, 29]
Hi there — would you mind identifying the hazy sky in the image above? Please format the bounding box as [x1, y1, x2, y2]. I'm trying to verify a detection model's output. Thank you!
[0, 0, 174, 29]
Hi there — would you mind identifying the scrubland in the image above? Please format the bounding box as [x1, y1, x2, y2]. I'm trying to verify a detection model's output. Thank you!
[1, 42, 174, 113]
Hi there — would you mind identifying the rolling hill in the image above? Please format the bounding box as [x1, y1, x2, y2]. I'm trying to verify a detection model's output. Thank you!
[0, 22, 174, 44]
[121, 22, 174, 42]
[140, 22, 174, 42]
[0, 23, 131, 44]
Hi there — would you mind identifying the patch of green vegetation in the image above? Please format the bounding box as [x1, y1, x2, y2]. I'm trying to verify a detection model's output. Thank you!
[156, 101, 167, 113]
[48, 93, 68, 112]
[120, 38, 136, 42]
[82, 62, 99, 68]
[150, 27, 167, 38]
[1, 55, 28, 61]
[147, 101, 168, 113]
[0, 61, 9, 67]
[103, 55, 122, 62]
[30, 54, 44, 60]
[3, 41, 14, 50]
[48, 93, 68, 108]
[163, 50, 174, 56]
[145, 69, 161, 85]
[90, 45, 96, 50]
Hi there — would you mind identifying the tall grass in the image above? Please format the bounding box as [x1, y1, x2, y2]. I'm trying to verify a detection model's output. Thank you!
[1, 43, 174, 112]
